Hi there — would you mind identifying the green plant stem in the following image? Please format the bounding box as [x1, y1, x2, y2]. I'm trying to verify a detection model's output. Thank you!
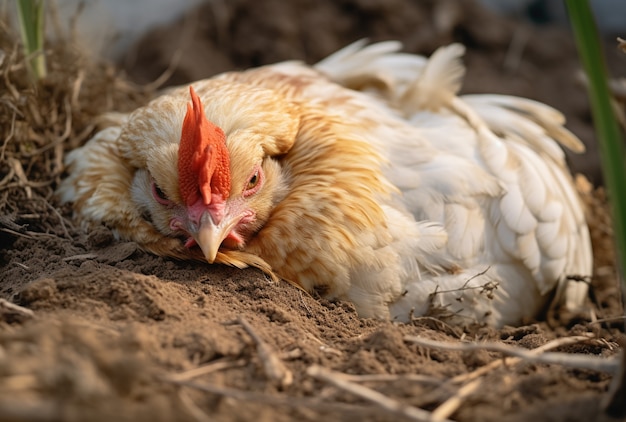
[16, 0, 47, 81]
[565, 0, 626, 416]
[565, 1, 626, 294]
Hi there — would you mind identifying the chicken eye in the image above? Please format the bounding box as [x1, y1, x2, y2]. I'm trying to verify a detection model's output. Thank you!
[151, 181, 171, 205]
[247, 172, 259, 190]
[243, 168, 263, 197]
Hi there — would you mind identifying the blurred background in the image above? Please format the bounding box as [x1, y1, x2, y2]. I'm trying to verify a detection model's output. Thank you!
[7, 0, 626, 184]
[47, 0, 626, 61]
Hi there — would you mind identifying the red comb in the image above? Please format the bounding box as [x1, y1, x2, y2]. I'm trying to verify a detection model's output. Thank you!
[178, 86, 230, 206]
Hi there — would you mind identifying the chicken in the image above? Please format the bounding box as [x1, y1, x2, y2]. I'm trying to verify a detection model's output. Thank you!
[58, 41, 592, 327]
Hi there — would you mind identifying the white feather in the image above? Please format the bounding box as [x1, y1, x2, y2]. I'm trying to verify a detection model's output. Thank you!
[316, 41, 591, 326]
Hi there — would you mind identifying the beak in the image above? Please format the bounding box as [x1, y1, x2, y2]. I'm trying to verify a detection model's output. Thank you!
[192, 210, 242, 264]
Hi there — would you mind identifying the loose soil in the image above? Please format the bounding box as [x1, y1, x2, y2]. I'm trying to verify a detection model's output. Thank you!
[1, 1, 625, 421]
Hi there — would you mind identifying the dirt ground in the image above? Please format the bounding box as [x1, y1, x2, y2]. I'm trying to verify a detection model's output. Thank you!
[1, 1, 625, 421]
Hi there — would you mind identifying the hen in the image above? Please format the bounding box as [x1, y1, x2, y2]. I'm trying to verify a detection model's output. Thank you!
[58, 41, 592, 327]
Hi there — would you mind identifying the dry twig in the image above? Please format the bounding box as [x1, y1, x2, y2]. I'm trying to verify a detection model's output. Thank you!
[404, 334, 618, 374]
[307, 365, 452, 422]
[8, 157, 32, 199]
[0, 298, 35, 320]
[337, 372, 443, 386]
[404, 334, 616, 420]
[166, 358, 247, 383]
[178, 389, 212, 422]
[62, 253, 98, 262]
[164, 377, 395, 417]
[238, 317, 293, 388]
[450, 334, 599, 384]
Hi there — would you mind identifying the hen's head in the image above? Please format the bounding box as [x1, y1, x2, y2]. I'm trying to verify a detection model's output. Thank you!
[135, 84, 298, 263]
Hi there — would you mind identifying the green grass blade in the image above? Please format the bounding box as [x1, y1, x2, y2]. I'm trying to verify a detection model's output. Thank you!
[16, 0, 47, 81]
[565, 1, 626, 289]
[565, 0, 626, 415]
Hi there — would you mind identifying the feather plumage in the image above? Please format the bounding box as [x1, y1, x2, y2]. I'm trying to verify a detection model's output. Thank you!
[59, 41, 592, 327]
